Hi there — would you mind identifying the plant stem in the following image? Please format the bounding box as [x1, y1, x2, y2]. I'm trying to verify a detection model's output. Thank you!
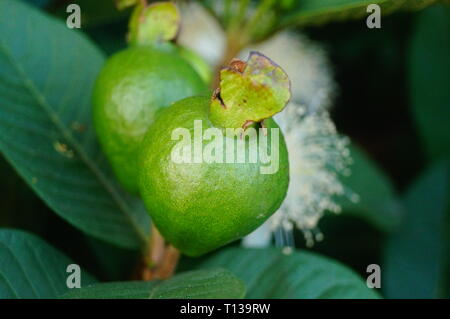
[212, 32, 247, 88]
[147, 224, 165, 267]
[245, 0, 275, 31]
[154, 245, 181, 279]
[243, 0, 276, 42]
[223, 0, 233, 29]
[212, 0, 279, 87]
[139, 224, 180, 280]
[229, 0, 250, 30]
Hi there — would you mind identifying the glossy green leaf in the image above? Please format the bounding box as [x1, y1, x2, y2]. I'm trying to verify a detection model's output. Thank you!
[338, 144, 403, 232]
[189, 247, 380, 298]
[0, 229, 96, 298]
[52, 0, 129, 27]
[279, 0, 442, 28]
[383, 161, 449, 298]
[409, 5, 450, 160]
[24, 0, 50, 8]
[62, 268, 246, 299]
[84, 235, 140, 281]
[0, 0, 150, 249]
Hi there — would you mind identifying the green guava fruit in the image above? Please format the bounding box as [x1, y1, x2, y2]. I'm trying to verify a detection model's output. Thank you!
[139, 52, 291, 256]
[139, 97, 289, 256]
[93, 47, 207, 194]
[92, 1, 208, 194]
[177, 46, 212, 85]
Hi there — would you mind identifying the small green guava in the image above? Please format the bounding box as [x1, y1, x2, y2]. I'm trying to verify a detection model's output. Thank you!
[138, 52, 291, 256]
[92, 2, 208, 194]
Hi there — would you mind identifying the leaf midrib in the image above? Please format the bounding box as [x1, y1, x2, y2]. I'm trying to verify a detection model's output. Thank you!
[0, 41, 147, 245]
[280, 0, 412, 27]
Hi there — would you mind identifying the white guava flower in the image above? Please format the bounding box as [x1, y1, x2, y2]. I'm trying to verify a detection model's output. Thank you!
[243, 102, 358, 248]
[178, 2, 225, 67]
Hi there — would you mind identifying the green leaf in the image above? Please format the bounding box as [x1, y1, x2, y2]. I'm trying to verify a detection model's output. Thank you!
[0, 229, 96, 298]
[62, 269, 246, 299]
[383, 161, 449, 298]
[187, 247, 380, 298]
[24, 0, 50, 8]
[84, 235, 140, 281]
[0, 0, 150, 249]
[409, 5, 450, 160]
[338, 144, 403, 232]
[279, 0, 442, 28]
[52, 0, 129, 27]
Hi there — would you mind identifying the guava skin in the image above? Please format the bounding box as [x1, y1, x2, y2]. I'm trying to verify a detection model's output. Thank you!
[92, 46, 207, 194]
[139, 96, 290, 257]
[177, 46, 212, 85]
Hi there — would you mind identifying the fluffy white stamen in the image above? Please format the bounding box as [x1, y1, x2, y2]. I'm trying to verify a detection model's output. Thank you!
[271, 103, 359, 247]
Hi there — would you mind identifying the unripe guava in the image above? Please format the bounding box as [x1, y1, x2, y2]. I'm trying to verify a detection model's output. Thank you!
[92, 46, 207, 194]
[138, 96, 290, 256]
[92, 2, 208, 194]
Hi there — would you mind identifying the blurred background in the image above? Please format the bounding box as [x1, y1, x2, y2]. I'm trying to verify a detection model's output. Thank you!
[0, 0, 448, 298]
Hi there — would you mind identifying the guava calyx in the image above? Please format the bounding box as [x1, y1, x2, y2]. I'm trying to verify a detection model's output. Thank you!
[127, 1, 180, 47]
[210, 51, 291, 129]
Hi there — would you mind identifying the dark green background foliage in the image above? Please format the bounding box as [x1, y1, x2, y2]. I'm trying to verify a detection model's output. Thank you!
[0, 0, 448, 298]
